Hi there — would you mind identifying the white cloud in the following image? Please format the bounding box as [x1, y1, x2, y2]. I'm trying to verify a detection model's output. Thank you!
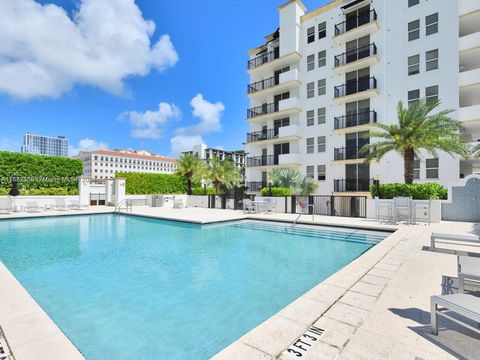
[0, 138, 21, 152]
[121, 102, 181, 139]
[170, 135, 204, 155]
[69, 138, 108, 156]
[177, 94, 224, 135]
[0, 0, 179, 100]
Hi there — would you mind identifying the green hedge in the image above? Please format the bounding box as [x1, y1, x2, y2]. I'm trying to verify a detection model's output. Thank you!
[0, 187, 78, 196]
[0, 151, 83, 191]
[116, 172, 187, 194]
[191, 187, 217, 195]
[260, 187, 292, 197]
[370, 183, 447, 200]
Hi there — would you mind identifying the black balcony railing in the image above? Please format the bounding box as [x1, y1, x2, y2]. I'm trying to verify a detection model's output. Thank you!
[334, 76, 377, 98]
[334, 178, 373, 192]
[246, 155, 279, 167]
[246, 129, 277, 143]
[248, 48, 280, 69]
[246, 181, 267, 192]
[334, 146, 368, 161]
[334, 43, 377, 67]
[247, 103, 279, 119]
[334, 110, 377, 129]
[334, 9, 378, 36]
[247, 76, 279, 94]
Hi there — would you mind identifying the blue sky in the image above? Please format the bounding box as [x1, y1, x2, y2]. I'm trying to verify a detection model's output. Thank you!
[0, 0, 328, 157]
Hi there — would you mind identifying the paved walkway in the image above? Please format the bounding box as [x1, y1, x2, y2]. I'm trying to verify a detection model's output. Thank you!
[0, 207, 479, 359]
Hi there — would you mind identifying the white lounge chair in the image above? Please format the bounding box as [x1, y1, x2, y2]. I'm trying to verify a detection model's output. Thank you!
[431, 293, 480, 335]
[458, 255, 480, 293]
[173, 198, 184, 209]
[53, 198, 69, 211]
[24, 201, 44, 213]
[70, 200, 89, 210]
[243, 199, 254, 214]
[431, 232, 480, 250]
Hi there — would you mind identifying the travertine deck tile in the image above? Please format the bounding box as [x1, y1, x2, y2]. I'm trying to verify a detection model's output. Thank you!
[339, 291, 377, 311]
[312, 317, 356, 349]
[324, 303, 368, 328]
[350, 281, 384, 297]
[212, 341, 272, 360]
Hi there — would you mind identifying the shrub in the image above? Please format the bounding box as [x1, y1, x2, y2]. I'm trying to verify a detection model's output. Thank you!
[116, 172, 187, 194]
[0, 187, 78, 196]
[260, 187, 292, 197]
[370, 183, 447, 200]
[0, 151, 83, 191]
[191, 187, 217, 195]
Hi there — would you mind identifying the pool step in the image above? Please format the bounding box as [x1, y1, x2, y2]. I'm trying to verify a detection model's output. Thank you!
[230, 222, 383, 245]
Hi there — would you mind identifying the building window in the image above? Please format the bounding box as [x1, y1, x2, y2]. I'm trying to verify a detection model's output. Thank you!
[425, 85, 438, 103]
[307, 54, 315, 71]
[307, 82, 315, 98]
[318, 50, 326, 68]
[426, 13, 438, 36]
[318, 165, 326, 181]
[318, 22, 326, 39]
[306, 166, 315, 178]
[318, 136, 326, 152]
[318, 79, 326, 96]
[408, 0, 419, 7]
[413, 158, 420, 179]
[408, 19, 420, 41]
[408, 89, 420, 107]
[307, 110, 315, 126]
[408, 54, 420, 75]
[426, 49, 439, 71]
[306, 138, 315, 154]
[307, 26, 315, 43]
[426, 158, 439, 178]
[318, 107, 326, 124]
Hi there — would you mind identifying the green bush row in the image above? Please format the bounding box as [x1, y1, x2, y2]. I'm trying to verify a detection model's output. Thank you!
[116, 172, 188, 195]
[0, 151, 83, 190]
[370, 183, 448, 200]
[191, 187, 217, 195]
[0, 187, 78, 196]
[260, 187, 293, 197]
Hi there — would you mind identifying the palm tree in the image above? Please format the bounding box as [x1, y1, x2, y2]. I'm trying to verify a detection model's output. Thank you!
[268, 168, 319, 195]
[269, 168, 301, 188]
[175, 153, 206, 195]
[472, 143, 480, 158]
[361, 99, 469, 184]
[206, 157, 242, 194]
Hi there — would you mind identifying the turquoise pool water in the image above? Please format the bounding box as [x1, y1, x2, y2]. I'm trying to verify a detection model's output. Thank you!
[0, 214, 387, 359]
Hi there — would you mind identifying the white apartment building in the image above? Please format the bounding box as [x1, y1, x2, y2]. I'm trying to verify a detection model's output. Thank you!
[77, 149, 178, 179]
[183, 144, 246, 169]
[245, 0, 480, 195]
[21, 132, 69, 157]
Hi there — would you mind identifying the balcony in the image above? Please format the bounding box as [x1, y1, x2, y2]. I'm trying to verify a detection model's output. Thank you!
[247, 76, 278, 94]
[246, 153, 301, 168]
[334, 178, 373, 192]
[247, 155, 278, 167]
[334, 110, 377, 130]
[246, 181, 267, 192]
[334, 10, 378, 43]
[246, 97, 301, 121]
[459, 104, 480, 124]
[334, 77, 378, 102]
[334, 43, 378, 72]
[460, 68, 480, 88]
[460, 32, 480, 52]
[247, 69, 301, 97]
[246, 125, 301, 144]
[248, 49, 279, 70]
[333, 146, 368, 161]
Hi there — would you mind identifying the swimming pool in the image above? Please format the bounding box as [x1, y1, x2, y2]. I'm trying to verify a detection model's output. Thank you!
[0, 214, 387, 359]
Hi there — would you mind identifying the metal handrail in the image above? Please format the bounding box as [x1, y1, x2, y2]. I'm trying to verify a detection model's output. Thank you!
[334, 9, 377, 36]
[246, 155, 279, 167]
[247, 103, 279, 119]
[334, 43, 377, 67]
[248, 49, 280, 69]
[333, 146, 369, 160]
[334, 110, 377, 129]
[247, 76, 279, 93]
[334, 76, 377, 98]
[246, 129, 277, 142]
[334, 178, 374, 192]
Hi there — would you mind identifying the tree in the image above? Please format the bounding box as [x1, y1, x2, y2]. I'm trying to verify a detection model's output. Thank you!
[472, 143, 480, 158]
[175, 153, 206, 195]
[206, 157, 242, 194]
[268, 168, 318, 195]
[361, 99, 469, 184]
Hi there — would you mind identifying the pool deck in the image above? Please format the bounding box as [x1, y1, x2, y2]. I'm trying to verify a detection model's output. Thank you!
[0, 206, 479, 359]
